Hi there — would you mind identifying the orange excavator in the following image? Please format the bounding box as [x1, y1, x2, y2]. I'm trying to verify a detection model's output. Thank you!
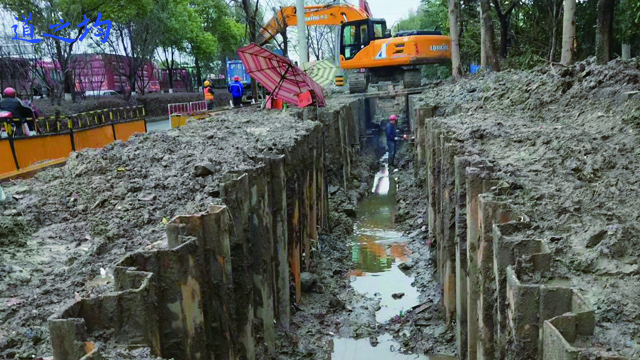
[257, 3, 452, 93]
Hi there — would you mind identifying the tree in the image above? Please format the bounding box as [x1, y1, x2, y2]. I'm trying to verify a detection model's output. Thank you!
[595, 0, 615, 63]
[96, 0, 159, 99]
[0, 0, 106, 103]
[191, 0, 243, 80]
[448, 0, 462, 78]
[616, 0, 639, 59]
[490, 0, 518, 58]
[156, 0, 199, 92]
[547, 0, 564, 62]
[561, 0, 577, 65]
[479, 0, 500, 70]
[232, 0, 262, 99]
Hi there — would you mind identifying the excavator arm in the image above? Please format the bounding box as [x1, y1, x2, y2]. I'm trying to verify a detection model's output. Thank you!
[257, 4, 370, 46]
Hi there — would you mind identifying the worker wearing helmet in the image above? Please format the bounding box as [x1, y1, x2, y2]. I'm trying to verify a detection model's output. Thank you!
[203, 80, 215, 110]
[386, 114, 398, 167]
[0, 87, 35, 136]
[228, 76, 244, 108]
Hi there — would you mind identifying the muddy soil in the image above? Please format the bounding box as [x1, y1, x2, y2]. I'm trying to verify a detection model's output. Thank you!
[412, 57, 640, 357]
[0, 108, 322, 359]
[383, 143, 457, 357]
[276, 148, 384, 360]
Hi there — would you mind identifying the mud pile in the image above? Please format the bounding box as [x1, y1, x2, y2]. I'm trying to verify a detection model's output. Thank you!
[0, 109, 320, 359]
[412, 57, 640, 357]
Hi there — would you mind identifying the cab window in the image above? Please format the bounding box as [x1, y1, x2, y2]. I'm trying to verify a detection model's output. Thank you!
[359, 24, 369, 44]
[374, 23, 384, 38]
[343, 25, 358, 59]
[343, 25, 356, 46]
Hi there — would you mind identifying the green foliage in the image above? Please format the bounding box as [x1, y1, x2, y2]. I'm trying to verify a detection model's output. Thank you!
[92, 0, 155, 24]
[394, 0, 449, 34]
[422, 63, 452, 80]
[191, 0, 244, 73]
[575, 0, 598, 59]
[506, 48, 546, 69]
[616, 0, 640, 43]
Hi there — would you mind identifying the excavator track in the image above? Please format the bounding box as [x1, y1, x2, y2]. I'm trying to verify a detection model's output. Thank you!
[349, 72, 368, 93]
[403, 69, 422, 89]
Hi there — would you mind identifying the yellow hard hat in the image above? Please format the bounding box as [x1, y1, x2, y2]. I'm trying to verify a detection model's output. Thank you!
[203, 80, 211, 86]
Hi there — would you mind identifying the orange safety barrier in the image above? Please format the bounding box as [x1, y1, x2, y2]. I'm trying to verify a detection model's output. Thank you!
[13, 134, 72, 170]
[0, 139, 18, 174]
[114, 120, 146, 141]
[2, 106, 147, 178]
[74, 126, 116, 151]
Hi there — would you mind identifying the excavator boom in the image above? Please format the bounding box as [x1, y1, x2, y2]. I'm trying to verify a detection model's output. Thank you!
[257, 4, 370, 46]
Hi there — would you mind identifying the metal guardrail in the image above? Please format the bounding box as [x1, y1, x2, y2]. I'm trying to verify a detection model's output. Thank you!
[167, 101, 208, 122]
[34, 105, 146, 135]
[190, 100, 207, 114]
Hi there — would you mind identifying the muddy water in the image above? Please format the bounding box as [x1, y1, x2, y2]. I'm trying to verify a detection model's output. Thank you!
[349, 165, 419, 323]
[332, 335, 454, 360]
[331, 165, 425, 359]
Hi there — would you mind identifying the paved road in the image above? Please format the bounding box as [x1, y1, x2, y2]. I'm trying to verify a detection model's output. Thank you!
[146, 118, 172, 132]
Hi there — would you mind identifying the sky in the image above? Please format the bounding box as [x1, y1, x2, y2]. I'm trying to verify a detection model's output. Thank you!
[365, 0, 421, 30]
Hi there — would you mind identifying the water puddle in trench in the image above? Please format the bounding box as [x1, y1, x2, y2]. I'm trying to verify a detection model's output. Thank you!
[331, 165, 431, 360]
[332, 334, 454, 360]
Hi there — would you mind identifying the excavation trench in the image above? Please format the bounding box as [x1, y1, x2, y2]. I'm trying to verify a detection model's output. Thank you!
[332, 163, 425, 359]
[348, 164, 419, 324]
[1, 92, 458, 359]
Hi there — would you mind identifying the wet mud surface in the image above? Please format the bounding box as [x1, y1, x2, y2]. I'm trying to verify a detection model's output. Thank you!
[413, 57, 640, 357]
[0, 108, 321, 359]
[2, 57, 639, 359]
[279, 155, 455, 359]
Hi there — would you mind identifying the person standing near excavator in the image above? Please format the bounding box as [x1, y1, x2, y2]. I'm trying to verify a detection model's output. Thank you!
[228, 76, 244, 108]
[203, 80, 215, 110]
[386, 114, 398, 167]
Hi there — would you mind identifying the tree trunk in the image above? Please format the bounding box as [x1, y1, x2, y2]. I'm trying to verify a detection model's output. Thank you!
[448, 0, 463, 78]
[549, 29, 557, 62]
[596, 0, 615, 64]
[622, 44, 631, 59]
[499, 16, 509, 58]
[561, 0, 576, 65]
[479, 0, 500, 71]
[54, 42, 73, 101]
[480, 15, 487, 68]
[242, 0, 259, 103]
[549, 1, 558, 62]
[195, 57, 202, 88]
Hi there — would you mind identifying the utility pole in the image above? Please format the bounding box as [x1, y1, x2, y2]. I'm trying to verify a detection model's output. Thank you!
[296, 0, 308, 64]
[334, 0, 341, 66]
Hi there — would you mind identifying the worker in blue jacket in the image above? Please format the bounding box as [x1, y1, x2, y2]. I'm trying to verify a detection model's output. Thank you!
[228, 76, 244, 108]
[386, 114, 398, 167]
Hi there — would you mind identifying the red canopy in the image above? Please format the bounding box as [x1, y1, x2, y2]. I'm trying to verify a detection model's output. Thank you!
[237, 44, 326, 107]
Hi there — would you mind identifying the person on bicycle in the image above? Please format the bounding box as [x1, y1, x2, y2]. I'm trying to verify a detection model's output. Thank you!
[0, 87, 35, 136]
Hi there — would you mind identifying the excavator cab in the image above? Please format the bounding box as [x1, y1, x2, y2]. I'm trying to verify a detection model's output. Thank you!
[340, 19, 387, 60]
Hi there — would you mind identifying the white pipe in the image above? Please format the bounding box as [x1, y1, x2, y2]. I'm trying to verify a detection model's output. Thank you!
[296, 0, 308, 64]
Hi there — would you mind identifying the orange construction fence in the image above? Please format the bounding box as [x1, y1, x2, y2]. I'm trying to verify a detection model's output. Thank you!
[1, 106, 146, 178]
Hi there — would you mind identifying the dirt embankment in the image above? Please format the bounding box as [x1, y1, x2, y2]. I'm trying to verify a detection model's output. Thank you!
[412, 57, 640, 357]
[0, 108, 321, 359]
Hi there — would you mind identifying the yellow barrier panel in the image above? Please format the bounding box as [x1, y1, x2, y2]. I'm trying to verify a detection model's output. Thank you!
[0, 139, 18, 174]
[114, 120, 146, 141]
[13, 134, 72, 170]
[171, 115, 188, 128]
[73, 126, 116, 151]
